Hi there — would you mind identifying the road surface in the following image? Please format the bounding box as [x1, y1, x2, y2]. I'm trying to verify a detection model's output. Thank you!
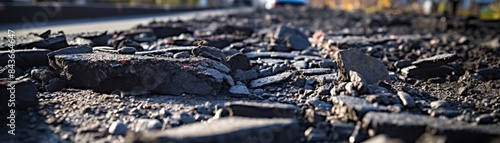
[0, 7, 254, 36]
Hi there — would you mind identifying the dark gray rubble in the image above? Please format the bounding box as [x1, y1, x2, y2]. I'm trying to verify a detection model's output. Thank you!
[125, 117, 301, 143]
[333, 49, 390, 84]
[331, 96, 387, 121]
[250, 71, 294, 88]
[0, 78, 38, 109]
[400, 53, 458, 79]
[362, 112, 500, 143]
[226, 101, 299, 118]
[50, 53, 229, 95]
[1, 5, 500, 143]
[0, 49, 50, 70]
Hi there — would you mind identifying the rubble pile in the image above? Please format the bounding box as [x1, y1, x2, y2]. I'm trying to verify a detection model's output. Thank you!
[1, 6, 499, 143]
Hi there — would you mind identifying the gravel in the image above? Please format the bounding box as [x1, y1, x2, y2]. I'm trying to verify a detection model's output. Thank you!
[1, 6, 500, 143]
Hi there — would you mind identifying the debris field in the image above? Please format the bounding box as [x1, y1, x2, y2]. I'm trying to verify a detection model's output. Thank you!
[1, 6, 500, 143]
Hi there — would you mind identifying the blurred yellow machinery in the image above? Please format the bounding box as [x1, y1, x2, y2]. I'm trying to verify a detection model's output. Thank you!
[319, 0, 500, 21]
[480, 0, 500, 20]
[324, 0, 393, 12]
[437, 0, 500, 20]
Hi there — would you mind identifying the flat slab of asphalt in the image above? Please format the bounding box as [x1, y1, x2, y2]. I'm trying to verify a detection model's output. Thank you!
[0, 7, 254, 36]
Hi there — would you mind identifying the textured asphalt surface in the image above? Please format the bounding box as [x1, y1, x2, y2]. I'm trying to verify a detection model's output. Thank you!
[0, 7, 254, 36]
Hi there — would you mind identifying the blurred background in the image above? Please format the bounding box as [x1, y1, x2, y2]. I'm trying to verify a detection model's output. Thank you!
[0, 0, 499, 24]
[2, 0, 234, 8]
[307, 0, 500, 21]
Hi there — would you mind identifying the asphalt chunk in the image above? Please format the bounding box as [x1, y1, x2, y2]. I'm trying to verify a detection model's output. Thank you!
[125, 117, 301, 143]
[250, 71, 294, 88]
[226, 101, 299, 118]
[50, 53, 228, 95]
[333, 49, 390, 84]
[363, 112, 500, 143]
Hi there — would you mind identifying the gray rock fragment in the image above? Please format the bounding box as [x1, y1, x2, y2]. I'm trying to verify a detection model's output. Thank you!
[318, 59, 337, 68]
[272, 64, 289, 75]
[477, 68, 500, 80]
[0, 49, 50, 70]
[400, 54, 457, 79]
[224, 75, 235, 86]
[429, 109, 461, 118]
[226, 101, 299, 118]
[201, 68, 225, 83]
[306, 97, 332, 111]
[401, 65, 454, 79]
[234, 69, 259, 82]
[192, 46, 226, 64]
[229, 84, 250, 96]
[349, 71, 368, 93]
[78, 31, 109, 46]
[430, 100, 451, 109]
[300, 68, 332, 75]
[394, 59, 413, 69]
[29, 66, 57, 86]
[109, 121, 127, 135]
[250, 71, 293, 88]
[476, 114, 495, 124]
[50, 53, 224, 95]
[227, 53, 251, 72]
[18, 34, 68, 50]
[174, 51, 191, 58]
[47, 45, 93, 59]
[245, 51, 298, 59]
[177, 112, 195, 124]
[363, 112, 500, 143]
[118, 46, 137, 54]
[272, 25, 311, 51]
[331, 96, 386, 121]
[252, 89, 265, 95]
[210, 60, 230, 73]
[310, 73, 338, 84]
[159, 108, 172, 117]
[397, 91, 416, 108]
[364, 93, 400, 106]
[333, 49, 390, 84]
[0, 78, 38, 109]
[411, 53, 456, 68]
[45, 78, 67, 92]
[133, 119, 162, 132]
[163, 118, 181, 128]
[125, 117, 301, 143]
[293, 61, 308, 69]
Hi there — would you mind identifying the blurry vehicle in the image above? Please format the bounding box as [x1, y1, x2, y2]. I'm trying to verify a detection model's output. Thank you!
[233, 0, 253, 6]
[253, 0, 307, 9]
[275, 0, 308, 6]
[256, 0, 276, 9]
[270, 0, 308, 9]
